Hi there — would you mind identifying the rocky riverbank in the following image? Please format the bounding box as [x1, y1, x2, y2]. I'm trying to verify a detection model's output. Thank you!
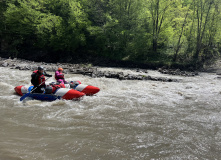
[0, 57, 200, 82]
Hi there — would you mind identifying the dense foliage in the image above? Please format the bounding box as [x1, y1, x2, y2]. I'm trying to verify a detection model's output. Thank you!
[0, 0, 220, 68]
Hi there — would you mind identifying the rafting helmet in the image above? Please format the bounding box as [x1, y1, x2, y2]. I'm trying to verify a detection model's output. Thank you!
[38, 66, 44, 70]
[58, 67, 63, 71]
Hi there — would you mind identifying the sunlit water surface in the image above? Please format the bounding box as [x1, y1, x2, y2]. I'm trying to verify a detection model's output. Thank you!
[0, 67, 221, 160]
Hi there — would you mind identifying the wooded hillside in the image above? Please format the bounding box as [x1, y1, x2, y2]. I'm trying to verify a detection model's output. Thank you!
[0, 0, 220, 69]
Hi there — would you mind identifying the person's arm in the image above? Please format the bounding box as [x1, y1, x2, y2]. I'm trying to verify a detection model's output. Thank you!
[44, 71, 52, 77]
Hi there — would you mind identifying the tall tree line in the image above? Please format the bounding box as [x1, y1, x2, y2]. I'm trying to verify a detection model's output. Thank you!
[0, 0, 220, 67]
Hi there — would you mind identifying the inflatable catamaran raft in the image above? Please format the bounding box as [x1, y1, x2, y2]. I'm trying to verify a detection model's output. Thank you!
[14, 81, 100, 101]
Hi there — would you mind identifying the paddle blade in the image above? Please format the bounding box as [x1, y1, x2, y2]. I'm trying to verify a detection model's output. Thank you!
[20, 93, 30, 101]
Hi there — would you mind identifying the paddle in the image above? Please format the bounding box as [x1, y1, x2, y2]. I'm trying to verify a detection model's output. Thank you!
[20, 77, 51, 101]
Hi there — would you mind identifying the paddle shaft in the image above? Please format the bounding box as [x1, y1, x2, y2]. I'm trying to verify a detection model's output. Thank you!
[20, 77, 51, 101]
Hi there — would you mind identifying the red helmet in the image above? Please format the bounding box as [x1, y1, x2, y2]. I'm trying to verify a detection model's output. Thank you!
[58, 67, 63, 71]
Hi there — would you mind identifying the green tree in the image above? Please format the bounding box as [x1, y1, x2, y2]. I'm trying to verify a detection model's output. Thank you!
[185, 0, 220, 65]
[146, 0, 176, 53]
[38, 0, 89, 52]
[4, 0, 89, 59]
[1, 0, 221, 67]
[4, 0, 41, 56]
[172, 1, 191, 62]
[0, 0, 7, 53]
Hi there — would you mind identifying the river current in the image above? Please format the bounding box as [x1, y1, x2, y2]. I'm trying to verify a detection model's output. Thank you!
[0, 67, 221, 160]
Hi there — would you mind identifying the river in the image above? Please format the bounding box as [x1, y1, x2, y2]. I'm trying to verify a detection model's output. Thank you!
[0, 67, 221, 160]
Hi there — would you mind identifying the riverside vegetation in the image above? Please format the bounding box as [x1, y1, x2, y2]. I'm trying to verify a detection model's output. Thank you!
[0, 0, 221, 69]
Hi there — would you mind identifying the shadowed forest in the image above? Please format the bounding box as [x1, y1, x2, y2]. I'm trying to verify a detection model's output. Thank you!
[0, 0, 221, 69]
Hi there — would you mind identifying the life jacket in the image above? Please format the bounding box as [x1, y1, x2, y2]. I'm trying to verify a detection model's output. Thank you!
[31, 70, 46, 86]
[55, 71, 64, 80]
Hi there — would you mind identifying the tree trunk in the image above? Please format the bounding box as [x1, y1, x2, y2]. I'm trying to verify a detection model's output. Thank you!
[173, 8, 189, 62]
[194, 0, 213, 61]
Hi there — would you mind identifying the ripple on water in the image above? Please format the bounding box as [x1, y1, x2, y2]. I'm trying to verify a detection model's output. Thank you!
[0, 67, 221, 159]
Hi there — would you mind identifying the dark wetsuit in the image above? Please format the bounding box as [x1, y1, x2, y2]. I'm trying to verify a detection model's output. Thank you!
[31, 70, 51, 93]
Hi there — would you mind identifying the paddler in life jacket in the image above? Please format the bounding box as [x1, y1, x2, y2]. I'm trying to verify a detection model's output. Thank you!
[31, 66, 52, 93]
[55, 67, 68, 84]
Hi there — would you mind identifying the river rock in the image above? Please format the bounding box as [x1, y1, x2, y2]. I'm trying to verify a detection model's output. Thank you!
[2, 62, 8, 67]
[158, 68, 198, 76]
[216, 69, 221, 75]
[0, 57, 180, 82]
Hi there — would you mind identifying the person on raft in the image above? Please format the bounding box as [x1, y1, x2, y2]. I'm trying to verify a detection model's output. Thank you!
[31, 66, 52, 93]
[55, 67, 68, 84]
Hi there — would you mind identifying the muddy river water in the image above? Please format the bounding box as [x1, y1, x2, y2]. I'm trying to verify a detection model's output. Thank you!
[0, 67, 220, 159]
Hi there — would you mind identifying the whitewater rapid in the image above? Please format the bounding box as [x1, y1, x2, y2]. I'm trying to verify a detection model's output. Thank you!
[0, 67, 221, 159]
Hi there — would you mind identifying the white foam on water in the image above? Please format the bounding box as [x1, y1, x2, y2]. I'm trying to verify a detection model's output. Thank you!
[0, 67, 221, 159]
